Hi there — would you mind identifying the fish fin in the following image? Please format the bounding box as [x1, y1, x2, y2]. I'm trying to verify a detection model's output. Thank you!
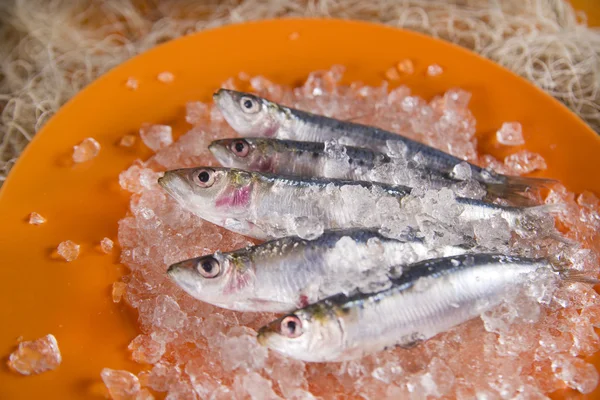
[526, 202, 567, 215]
[485, 175, 557, 205]
[484, 182, 538, 205]
[549, 257, 600, 285]
[501, 175, 558, 193]
[558, 270, 600, 285]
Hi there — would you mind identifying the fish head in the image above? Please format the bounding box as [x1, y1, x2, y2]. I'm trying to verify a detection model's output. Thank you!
[159, 167, 255, 219]
[257, 305, 345, 362]
[213, 89, 280, 137]
[167, 252, 255, 308]
[209, 138, 275, 172]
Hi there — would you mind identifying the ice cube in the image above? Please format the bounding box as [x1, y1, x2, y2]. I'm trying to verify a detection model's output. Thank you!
[148, 362, 181, 392]
[73, 138, 101, 163]
[57, 240, 80, 262]
[219, 329, 268, 371]
[504, 151, 547, 174]
[128, 334, 166, 364]
[112, 282, 127, 303]
[552, 354, 599, 394]
[119, 135, 137, 147]
[100, 237, 114, 253]
[426, 64, 444, 76]
[101, 368, 141, 400]
[125, 77, 139, 90]
[139, 124, 173, 152]
[152, 295, 187, 332]
[577, 191, 599, 209]
[119, 163, 160, 194]
[452, 161, 472, 181]
[496, 122, 525, 146]
[397, 59, 414, 74]
[7, 334, 61, 375]
[28, 212, 46, 225]
[185, 101, 209, 125]
[385, 67, 400, 81]
[234, 372, 282, 400]
[157, 71, 175, 83]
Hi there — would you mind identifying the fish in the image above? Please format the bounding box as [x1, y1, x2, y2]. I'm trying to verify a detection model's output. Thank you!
[167, 229, 473, 312]
[256, 253, 596, 362]
[209, 137, 533, 203]
[213, 89, 556, 199]
[158, 166, 558, 240]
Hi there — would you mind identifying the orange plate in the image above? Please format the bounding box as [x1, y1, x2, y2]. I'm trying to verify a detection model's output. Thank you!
[1, 19, 600, 400]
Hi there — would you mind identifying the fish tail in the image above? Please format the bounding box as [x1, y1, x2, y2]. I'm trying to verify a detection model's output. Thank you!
[526, 202, 567, 216]
[558, 270, 600, 285]
[549, 256, 600, 285]
[484, 182, 536, 205]
[501, 175, 558, 194]
[484, 175, 557, 205]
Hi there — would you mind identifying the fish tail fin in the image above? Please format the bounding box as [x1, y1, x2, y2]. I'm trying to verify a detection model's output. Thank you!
[558, 270, 600, 285]
[526, 202, 567, 216]
[485, 176, 557, 204]
[502, 175, 558, 193]
[485, 182, 537, 205]
[549, 257, 600, 285]
[485, 175, 558, 205]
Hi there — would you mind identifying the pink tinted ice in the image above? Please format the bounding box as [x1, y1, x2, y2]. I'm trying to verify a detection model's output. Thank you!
[100, 237, 114, 253]
[125, 77, 139, 90]
[8, 334, 61, 375]
[504, 150, 547, 174]
[57, 240, 80, 262]
[101, 368, 141, 400]
[112, 282, 127, 303]
[28, 212, 46, 225]
[73, 138, 101, 163]
[113, 67, 600, 398]
[157, 71, 175, 83]
[119, 135, 136, 147]
[139, 124, 173, 152]
[496, 122, 525, 146]
[426, 64, 444, 76]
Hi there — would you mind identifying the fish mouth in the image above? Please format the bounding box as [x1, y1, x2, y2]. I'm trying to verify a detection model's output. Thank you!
[166, 260, 205, 296]
[208, 143, 234, 166]
[157, 170, 190, 203]
[166, 263, 179, 276]
[256, 326, 271, 346]
[213, 89, 235, 110]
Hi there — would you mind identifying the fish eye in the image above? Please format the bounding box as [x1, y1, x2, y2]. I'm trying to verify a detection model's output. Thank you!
[280, 315, 303, 338]
[197, 257, 220, 278]
[229, 139, 250, 157]
[193, 168, 215, 188]
[240, 96, 261, 114]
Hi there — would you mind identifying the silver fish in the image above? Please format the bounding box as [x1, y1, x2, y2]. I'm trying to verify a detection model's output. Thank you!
[167, 229, 472, 312]
[213, 89, 556, 196]
[158, 167, 553, 240]
[209, 137, 534, 203]
[257, 254, 568, 362]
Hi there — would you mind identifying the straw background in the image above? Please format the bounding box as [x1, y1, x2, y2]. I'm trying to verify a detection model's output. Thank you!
[0, 0, 599, 183]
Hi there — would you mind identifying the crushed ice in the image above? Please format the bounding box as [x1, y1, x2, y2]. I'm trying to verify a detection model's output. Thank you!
[112, 67, 600, 398]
